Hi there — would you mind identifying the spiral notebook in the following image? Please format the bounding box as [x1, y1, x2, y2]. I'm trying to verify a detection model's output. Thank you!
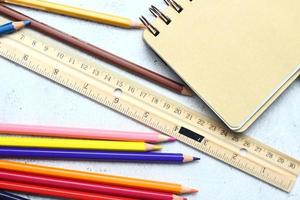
[141, 0, 300, 132]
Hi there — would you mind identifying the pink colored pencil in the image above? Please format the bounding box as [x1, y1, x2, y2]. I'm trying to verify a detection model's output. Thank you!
[0, 123, 175, 143]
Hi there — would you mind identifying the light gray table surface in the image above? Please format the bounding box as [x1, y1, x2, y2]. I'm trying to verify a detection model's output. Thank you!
[0, 1, 299, 199]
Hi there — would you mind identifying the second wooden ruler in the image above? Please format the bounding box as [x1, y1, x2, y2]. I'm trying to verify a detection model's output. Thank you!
[0, 27, 299, 192]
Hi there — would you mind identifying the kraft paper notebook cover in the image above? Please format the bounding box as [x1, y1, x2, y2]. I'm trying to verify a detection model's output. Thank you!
[142, 0, 300, 132]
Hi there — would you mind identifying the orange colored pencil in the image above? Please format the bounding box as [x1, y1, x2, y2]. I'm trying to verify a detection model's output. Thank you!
[0, 160, 197, 194]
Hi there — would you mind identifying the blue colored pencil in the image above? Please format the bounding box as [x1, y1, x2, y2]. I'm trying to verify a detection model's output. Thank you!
[0, 20, 30, 35]
[0, 191, 29, 200]
[0, 147, 199, 164]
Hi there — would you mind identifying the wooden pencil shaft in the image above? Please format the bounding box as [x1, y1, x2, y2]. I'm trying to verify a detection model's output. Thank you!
[0, 180, 136, 200]
[0, 21, 14, 34]
[0, 123, 169, 143]
[0, 170, 181, 200]
[0, 160, 185, 194]
[0, 147, 196, 164]
[0, 136, 158, 151]
[0, 5, 187, 94]
[0, 0, 137, 28]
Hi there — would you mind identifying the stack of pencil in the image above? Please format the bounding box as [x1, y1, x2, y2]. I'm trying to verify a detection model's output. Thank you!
[0, 124, 198, 199]
[0, 160, 197, 199]
[0, 123, 200, 164]
[0, 1, 198, 199]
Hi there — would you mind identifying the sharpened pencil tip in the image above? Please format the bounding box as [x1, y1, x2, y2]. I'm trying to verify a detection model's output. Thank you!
[23, 20, 31, 26]
[191, 188, 198, 193]
[153, 145, 162, 151]
[172, 194, 187, 200]
[193, 157, 200, 161]
[12, 21, 30, 30]
[168, 136, 177, 142]
[130, 20, 146, 29]
[157, 134, 176, 143]
[183, 155, 199, 163]
[181, 186, 198, 194]
[145, 143, 162, 151]
[181, 86, 193, 96]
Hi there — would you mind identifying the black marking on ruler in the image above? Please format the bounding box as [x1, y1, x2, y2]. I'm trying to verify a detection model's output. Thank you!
[179, 127, 204, 142]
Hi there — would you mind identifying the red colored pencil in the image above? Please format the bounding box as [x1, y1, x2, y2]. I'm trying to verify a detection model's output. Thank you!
[0, 170, 186, 200]
[0, 179, 136, 200]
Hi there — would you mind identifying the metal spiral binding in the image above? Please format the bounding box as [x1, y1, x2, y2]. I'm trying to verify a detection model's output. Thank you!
[164, 0, 183, 13]
[140, 0, 192, 37]
[149, 5, 171, 25]
[139, 16, 160, 36]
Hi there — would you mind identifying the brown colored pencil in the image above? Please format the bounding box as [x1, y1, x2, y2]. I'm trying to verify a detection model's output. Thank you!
[0, 5, 192, 96]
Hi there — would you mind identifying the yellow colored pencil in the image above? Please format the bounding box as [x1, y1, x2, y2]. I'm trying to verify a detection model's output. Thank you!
[0, 136, 161, 151]
[0, 0, 145, 29]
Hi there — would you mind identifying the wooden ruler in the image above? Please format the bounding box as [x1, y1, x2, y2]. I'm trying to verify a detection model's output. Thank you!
[0, 28, 299, 192]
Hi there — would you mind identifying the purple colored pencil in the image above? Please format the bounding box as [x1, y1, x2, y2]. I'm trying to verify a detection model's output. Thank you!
[0, 147, 199, 164]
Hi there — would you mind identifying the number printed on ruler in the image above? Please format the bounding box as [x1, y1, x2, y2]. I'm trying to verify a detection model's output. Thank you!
[0, 28, 299, 192]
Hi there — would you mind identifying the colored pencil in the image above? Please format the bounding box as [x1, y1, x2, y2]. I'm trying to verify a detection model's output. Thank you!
[0, 123, 175, 143]
[0, 191, 29, 200]
[0, 20, 29, 35]
[0, 5, 192, 96]
[0, 147, 199, 164]
[0, 180, 136, 200]
[0, 0, 144, 29]
[0, 160, 198, 194]
[0, 136, 161, 151]
[0, 170, 187, 200]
